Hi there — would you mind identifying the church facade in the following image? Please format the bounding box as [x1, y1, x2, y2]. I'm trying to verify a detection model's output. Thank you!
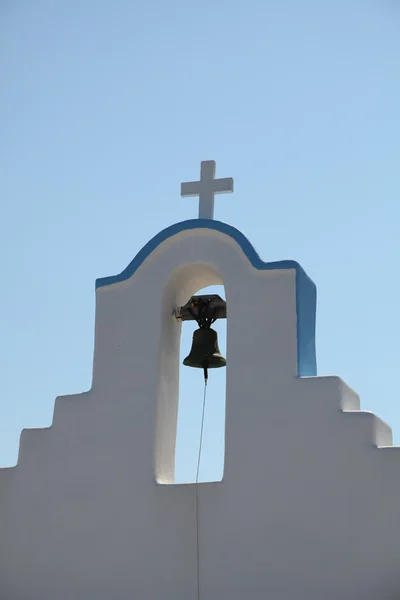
[1, 162, 400, 599]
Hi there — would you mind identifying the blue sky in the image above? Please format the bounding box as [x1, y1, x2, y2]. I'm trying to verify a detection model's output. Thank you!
[1, 1, 400, 482]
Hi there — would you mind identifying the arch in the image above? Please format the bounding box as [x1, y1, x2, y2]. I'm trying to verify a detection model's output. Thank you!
[155, 262, 224, 484]
[176, 282, 227, 484]
[96, 218, 317, 379]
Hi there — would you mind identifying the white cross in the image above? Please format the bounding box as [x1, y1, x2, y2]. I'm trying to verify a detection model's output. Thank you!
[181, 160, 234, 220]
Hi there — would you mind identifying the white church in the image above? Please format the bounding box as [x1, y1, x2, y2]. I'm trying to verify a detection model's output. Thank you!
[1, 161, 400, 599]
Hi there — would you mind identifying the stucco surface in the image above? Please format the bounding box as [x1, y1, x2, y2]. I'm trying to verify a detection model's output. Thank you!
[1, 224, 400, 599]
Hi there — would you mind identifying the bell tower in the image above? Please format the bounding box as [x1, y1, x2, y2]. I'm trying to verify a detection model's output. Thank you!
[2, 161, 400, 600]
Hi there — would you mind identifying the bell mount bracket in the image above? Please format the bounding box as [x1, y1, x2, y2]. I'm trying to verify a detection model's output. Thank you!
[174, 294, 226, 326]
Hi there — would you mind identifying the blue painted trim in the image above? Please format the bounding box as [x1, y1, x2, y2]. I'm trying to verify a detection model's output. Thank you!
[96, 219, 317, 377]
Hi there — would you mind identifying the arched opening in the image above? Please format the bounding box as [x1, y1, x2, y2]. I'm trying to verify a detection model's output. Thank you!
[154, 263, 226, 485]
[175, 284, 226, 484]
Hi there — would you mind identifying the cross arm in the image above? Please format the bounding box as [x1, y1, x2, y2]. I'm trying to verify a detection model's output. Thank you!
[181, 181, 201, 197]
[212, 177, 234, 194]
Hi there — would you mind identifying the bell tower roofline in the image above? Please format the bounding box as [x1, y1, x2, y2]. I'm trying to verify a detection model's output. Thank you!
[95, 218, 317, 377]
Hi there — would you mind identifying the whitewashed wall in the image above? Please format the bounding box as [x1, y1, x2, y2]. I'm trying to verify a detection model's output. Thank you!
[1, 221, 400, 599]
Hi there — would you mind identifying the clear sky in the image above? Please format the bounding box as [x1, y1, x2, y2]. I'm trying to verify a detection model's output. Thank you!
[1, 1, 400, 483]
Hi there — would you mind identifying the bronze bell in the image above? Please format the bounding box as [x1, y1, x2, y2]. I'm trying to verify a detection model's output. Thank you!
[183, 328, 226, 370]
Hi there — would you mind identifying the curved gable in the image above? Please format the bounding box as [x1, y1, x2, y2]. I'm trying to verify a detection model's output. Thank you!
[96, 219, 317, 377]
